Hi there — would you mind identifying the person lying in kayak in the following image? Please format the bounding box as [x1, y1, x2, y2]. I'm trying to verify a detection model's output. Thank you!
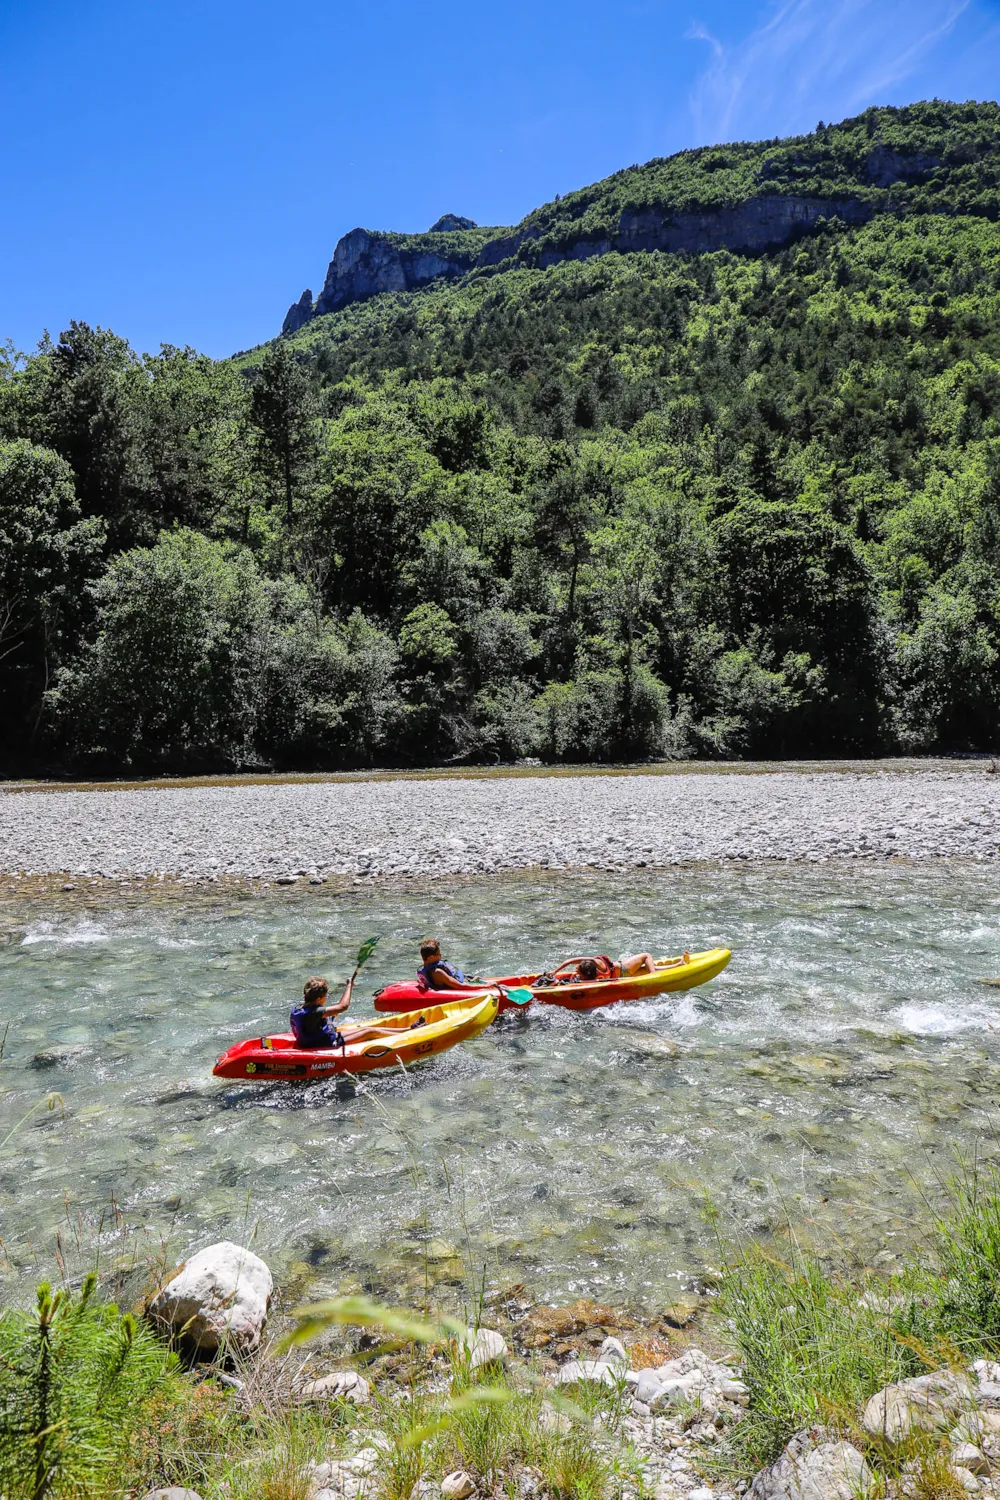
[564, 953, 658, 982]
[290, 973, 354, 1048]
[418, 938, 476, 990]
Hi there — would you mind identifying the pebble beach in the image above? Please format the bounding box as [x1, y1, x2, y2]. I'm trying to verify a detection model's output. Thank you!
[2, 766, 999, 880]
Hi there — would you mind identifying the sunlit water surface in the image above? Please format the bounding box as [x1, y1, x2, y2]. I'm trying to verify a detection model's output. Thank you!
[2, 866, 999, 1311]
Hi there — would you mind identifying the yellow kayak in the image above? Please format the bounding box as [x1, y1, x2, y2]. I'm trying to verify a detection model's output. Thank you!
[529, 948, 732, 1010]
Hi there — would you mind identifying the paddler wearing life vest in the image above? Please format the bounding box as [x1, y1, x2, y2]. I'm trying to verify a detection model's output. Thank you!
[417, 937, 476, 990]
[289, 973, 354, 1048]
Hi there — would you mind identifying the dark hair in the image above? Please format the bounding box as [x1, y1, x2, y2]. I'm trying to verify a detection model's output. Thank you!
[303, 975, 328, 1005]
[420, 938, 441, 962]
[578, 958, 599, 981]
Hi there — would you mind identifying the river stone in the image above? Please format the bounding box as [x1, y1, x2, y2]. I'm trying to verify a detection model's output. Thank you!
[953, 1443, 991, 1476]
[440, 1472, 476, 1499]
[748, 1426, 873, 1500]
[299, 1369, 371, 1405]
[30, 1043, 86, 1068]
[599, 1335, 628, 1366]
[141, 1491, 204, 1500]
[661, 1293, 701, 1328]
[148, 1240, 272, 1354]
[555, 1358, 618, 1387]
[538, 1400, 572, 1434]
[650, 1370, 705, 1410]
[464, 1327, 507, 1369]
[635, 1369, 666, 1405]
[351, 1449, 381, 1475]
[862, 1369, 973, 1441]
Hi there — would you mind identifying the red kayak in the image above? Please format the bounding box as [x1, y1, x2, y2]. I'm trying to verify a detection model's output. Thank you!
[373, 949, 731, 1014]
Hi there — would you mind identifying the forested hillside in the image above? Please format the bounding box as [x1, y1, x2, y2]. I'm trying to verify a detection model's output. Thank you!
[3, 101, 1000, 773]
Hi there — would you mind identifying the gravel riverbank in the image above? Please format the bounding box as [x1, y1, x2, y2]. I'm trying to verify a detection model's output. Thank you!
[2, 768, 999, 879]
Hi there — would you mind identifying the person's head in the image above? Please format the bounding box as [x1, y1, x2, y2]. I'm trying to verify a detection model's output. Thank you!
[578, 958, 599, 981]
[420, 938, 441, 963]
[303, 975, 329, 1007]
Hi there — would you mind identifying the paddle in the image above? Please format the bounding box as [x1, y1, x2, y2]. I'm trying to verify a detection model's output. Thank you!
[501, 985, 534, 1007]
[351, 934, 381, 979]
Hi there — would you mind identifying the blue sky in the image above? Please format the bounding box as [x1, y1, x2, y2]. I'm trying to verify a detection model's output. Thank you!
[2, 0, 999, 359]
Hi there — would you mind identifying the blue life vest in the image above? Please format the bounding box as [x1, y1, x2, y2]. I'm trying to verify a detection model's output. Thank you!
[290, 1004, 342, 1049]
[418, 958, 466, 988]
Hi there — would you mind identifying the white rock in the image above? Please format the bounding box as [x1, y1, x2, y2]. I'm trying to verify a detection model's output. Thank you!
[441, 1472, 475, 1499]
[555, 1359, 618, 1387]
[600, 1336, 628, 1366]
[539, 1401, 572, 1434]
[973, 1362, 1000, 1386]
[862, 1370, 974, 1442]
[689, 1490, 715, 1500]
[300, 1370, 371, 1405]
[636, 1369, 666, 1405]
[466, 1328, 508, 1370]
[409, 1482, 437, 1500]
[141, 1491, 203, 1500]
[719, 1379, 749, 1404]
[651, 1372, 706, 1411]
[148, 1241, 272, 1354]
[748, 1428, 873, 1500]
[352, 1449, 381, 1476]
[954, 1445, 993, 1478]
[953, 1468, 982, 1494]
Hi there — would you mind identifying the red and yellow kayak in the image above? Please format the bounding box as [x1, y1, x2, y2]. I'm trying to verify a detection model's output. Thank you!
[372, 948, 732, 1015]
[213, 993, 500, 1081]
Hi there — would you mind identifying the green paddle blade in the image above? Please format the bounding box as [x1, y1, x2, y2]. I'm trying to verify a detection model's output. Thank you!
[355, 935, 381, 969]
[503, 987, 534, 1007]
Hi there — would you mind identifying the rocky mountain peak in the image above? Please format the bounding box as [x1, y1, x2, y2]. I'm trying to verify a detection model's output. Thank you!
[429, 214, 478, 232]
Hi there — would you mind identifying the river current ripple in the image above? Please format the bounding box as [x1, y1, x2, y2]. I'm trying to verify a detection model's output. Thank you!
[1, 865, 999, 1310]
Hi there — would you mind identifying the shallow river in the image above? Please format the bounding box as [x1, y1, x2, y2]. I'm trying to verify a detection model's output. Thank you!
[2, 865, 999, 1313]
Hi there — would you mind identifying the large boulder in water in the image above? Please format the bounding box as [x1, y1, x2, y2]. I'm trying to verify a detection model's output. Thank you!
[149, 1241, 272, 1354]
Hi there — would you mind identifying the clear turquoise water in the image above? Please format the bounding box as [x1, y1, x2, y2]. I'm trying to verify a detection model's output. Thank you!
[1, 865, 999, 1312]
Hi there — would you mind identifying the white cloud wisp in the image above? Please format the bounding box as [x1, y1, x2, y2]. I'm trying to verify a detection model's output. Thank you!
[687, 0, 972, 144]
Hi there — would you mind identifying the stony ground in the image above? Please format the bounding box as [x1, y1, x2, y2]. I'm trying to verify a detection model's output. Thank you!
[1, 769, 999, 879]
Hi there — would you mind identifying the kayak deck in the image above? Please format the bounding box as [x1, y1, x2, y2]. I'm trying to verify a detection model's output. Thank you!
[213, 993, 499, 1080]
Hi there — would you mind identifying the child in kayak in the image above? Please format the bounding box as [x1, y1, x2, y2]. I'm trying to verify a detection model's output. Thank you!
[418, 938, 474, 990]
[290, 973, 354, 1048]
[564, 952, 666, 982]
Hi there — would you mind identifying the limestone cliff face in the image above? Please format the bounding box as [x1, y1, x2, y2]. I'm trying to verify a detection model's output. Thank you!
[281, 289, 314, 335]
[429, 213, 478, 231]
[314, 227, 478, 316]
[284, 195, 876, 332]
[477, 194, 873, 269]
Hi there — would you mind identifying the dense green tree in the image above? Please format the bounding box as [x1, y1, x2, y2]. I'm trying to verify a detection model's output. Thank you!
[0, 440, 104, 762]
[249, 340, 316, 519]
[50, 530, 275, 769]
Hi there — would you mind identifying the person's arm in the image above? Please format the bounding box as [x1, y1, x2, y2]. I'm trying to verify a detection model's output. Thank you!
[430, 967, 468, 990]
[322, 973, 355, 1019]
